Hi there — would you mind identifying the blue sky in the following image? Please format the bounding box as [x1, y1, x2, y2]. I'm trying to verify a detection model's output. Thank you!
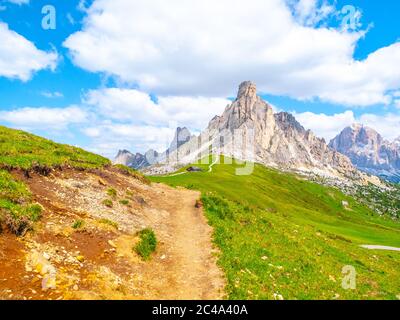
[0, 0, 399, 157]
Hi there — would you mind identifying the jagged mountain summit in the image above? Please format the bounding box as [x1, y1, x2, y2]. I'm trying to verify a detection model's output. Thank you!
[329, 124, 400, 183]
[114, 127, 192, 169]
[145, 81, 365, 180]
[169, 127, 192, 152]
[114, 150, 150, 169]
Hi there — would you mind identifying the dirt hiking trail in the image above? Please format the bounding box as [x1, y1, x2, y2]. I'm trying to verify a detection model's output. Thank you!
[0, 168, 225, 300]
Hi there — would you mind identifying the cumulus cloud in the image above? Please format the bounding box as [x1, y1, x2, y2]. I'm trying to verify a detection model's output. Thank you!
[0, 106, 88, 130]
[294, 110, 355, 141]
[78, 88, 231, 156]
[64, 0, 400, 106]
[290, 0, 335, 27]
[82, 124, 176, 157]
[295, 110, 400, 142]
[358, 113, 400, 142]
[0, 22, 58, 81]
[84, 88, 230, 130]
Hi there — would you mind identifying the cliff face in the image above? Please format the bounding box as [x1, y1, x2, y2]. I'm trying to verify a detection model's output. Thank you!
[330, 125, 400, 182]
[114, 150, 150, 169]
[141, 81, 359, 180]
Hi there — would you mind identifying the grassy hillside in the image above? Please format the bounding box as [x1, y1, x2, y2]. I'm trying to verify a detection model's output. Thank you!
[151, 155, 400, 300]
[0, 126, 111, 235]
[0, 126, 110, 170]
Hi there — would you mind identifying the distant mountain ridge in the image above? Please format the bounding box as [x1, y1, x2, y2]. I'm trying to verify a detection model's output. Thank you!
[329, 124, 400, 183]
[114, 127, 193, 169]
[120, 81, 368, 181]
[114, 150, 150, 169]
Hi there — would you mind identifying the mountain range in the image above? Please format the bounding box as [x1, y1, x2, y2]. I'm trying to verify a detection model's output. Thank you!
[115, 81, 400, 183]
[329, 124, 400, 183]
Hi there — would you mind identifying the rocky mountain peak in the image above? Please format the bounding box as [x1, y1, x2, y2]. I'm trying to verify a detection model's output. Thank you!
[329, 125, 400, 182]
[116, 149, 132, 157]
[330, 124, 383, 152]
[274, 112, 306, 134]
[169, 127, 191, 152]
[237, 81, 257, 100]
[121, 82, 367, 182]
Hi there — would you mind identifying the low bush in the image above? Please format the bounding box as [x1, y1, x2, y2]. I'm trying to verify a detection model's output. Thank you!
[134, 228, 157, 260]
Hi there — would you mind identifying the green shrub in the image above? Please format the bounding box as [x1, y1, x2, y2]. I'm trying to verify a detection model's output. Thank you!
[99, 218, 118, 229]
[102, 199, 113, 208]
[0, 170, 43, 235]
[119, 199, 129, 206]
[134, 228, 157, 260]
[126, 190, 134, 197]
[72, 219, 84, 229]
[106, 188, 117, 198]
[0, 170, 31, 203]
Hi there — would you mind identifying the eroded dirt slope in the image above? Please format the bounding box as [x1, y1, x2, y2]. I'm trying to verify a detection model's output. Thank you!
[0, 168, 225, 300]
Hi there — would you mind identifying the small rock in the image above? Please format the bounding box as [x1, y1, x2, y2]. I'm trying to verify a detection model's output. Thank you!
[43, 252, 50, 260]
[333, 293, 340, 300]
[73, 285, 79, 291]
[261, 256, 268, 261]
[108, 240, 117, 248]
[273, 293, 284, 300]
[160, 255, 166, 260]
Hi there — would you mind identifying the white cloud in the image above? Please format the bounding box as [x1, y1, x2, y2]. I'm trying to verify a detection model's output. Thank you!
[295, 110, 400, 142]
[0, 106, 87, 130]
[294, 110, 355, 141]
[82, 124, 176, 157]
[84, 88, 230, 130]
[64, 0, 400, 106]
[291, 0, 335, 27]
[358, 113, 400, 142]
[80, 88, 230, 157]
[0, 22, 58, 81]
[41, 91, 64, 98]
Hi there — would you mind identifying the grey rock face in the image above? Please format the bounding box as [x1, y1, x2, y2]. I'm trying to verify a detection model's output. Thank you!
[168, 127, 192, 152]
[161, 81, 359, 179]
[114, 150, 150, 169]
[329, 124, 400, 183]
[114, 127, 192, 170]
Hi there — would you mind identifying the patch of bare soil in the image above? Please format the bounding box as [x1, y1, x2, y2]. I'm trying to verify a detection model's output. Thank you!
[0, 168, 225, 300]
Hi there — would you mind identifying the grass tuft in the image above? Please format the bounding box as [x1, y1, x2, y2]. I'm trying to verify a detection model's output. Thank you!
[102, 199, 113, 208]
[72, 219, 84, 229]
[134, 228, 157, 260]
[119, 199, 129, 206]
[99, 218, 118, 229]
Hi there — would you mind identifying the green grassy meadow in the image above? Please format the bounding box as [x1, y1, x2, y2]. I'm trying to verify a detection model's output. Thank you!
[151, 155, 400, 300]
